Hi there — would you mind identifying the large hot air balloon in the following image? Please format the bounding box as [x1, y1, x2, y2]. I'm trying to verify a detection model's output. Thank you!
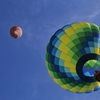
[45, 22, 100, 93]
[10, 26, 22, 38]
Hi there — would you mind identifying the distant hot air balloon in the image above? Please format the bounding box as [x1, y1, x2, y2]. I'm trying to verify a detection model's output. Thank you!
[45, 22, 100, 93]
[10, 26, 22, 38]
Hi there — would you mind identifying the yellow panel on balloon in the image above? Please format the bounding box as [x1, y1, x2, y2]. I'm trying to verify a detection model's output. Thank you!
[61, 84, 73, 89]
[78, 87, 87, 93]
[53, 78, 60, 84]
[70, 68, 76, 72]
[87, 83, 94, 91]
[72, 23, 82, 29]
[64, 61, 75, 68]
[93, 82, 100, 87]
[58, 43, 70, 54]
[64, 27, 76, 36]
[60, 34, 71, 44]
[94, 48, 100, 55]
[61, 85, 69, 90]
[60, 52, 71, 62]
[70, 87, 79, 92]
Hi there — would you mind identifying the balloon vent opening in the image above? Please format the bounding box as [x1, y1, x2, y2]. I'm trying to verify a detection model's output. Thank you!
[82, 60, 100, 77]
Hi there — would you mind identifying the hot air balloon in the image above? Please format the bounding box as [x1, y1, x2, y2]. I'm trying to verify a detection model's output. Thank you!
[10, 26, 22, 38]
[45, 22, 100, 93]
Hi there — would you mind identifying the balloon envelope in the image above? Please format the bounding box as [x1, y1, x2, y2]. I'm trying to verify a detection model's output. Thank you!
[10, 26, 22, 38]
[45, 22, 100, 93]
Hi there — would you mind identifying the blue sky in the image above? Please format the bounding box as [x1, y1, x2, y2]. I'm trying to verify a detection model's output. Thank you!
[0, 0, 100, 100]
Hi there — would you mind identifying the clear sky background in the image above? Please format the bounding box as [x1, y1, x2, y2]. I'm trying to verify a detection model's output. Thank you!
[0, 0, 100, 100]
